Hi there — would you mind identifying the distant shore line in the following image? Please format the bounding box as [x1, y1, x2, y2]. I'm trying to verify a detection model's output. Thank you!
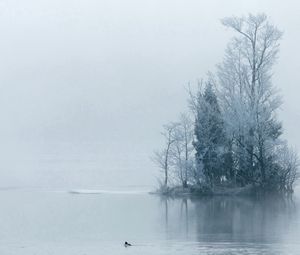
[150, 184, 292, 198]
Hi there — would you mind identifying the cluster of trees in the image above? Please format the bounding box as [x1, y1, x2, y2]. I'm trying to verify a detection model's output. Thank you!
[154, 14, 299, 194]
[153, 113, 194, 188]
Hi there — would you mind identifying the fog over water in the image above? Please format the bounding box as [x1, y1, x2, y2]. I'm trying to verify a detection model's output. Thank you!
[1, 190, 300, 255]
[0, 0, 299, 190]
[1, 2, 300, 254]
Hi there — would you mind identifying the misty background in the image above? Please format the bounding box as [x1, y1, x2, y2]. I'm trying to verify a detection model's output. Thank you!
[0, 0, 299, 189]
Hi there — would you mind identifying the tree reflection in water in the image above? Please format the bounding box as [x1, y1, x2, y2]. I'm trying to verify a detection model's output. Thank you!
[159, 195, 297, 244]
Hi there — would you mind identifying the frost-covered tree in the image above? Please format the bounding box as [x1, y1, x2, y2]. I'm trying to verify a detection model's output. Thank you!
[154, 13, 298, 194]
[169, 114, 194, 187]
[153, 117, 194, 188]
[153, 123, 177, 187]
[218, 13, 284, 186]
[265, 144, 299, 192]
[193, 82, 224, 186]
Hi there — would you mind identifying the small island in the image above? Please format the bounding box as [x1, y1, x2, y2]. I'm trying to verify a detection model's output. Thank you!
[153, 14, 299, 197]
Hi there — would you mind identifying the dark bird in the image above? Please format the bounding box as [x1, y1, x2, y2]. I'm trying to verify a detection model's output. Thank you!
[124, 241, 132, 247]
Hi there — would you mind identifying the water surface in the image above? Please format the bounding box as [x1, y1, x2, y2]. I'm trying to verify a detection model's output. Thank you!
[0, 188, 299, 254]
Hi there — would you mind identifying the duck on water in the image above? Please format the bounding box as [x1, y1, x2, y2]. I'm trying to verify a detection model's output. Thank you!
[124, 241, 132, 247]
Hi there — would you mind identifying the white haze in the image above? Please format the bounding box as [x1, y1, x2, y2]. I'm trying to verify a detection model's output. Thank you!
[0, 0, 299, 189]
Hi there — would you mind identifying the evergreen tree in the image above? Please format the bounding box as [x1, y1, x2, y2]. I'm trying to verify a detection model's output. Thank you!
[194, 83, 224, 186]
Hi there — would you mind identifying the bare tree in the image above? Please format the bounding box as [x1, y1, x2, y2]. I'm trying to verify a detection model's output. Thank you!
[170, 114, 194, 187]
[152, 123, 177, 187]
[219, 13, 283, 184]
[153, 114, 194, 189]
[275, 145, 299, 193]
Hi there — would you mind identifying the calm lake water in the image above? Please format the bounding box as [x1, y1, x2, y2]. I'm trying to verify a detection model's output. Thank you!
[1, 188, 300, 255]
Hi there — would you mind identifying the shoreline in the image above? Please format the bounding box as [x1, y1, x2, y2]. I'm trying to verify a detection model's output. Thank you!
[150, 184, 293, 198]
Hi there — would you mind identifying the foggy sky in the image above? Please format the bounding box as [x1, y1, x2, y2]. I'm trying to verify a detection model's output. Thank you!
[0, 0, 299, 188]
